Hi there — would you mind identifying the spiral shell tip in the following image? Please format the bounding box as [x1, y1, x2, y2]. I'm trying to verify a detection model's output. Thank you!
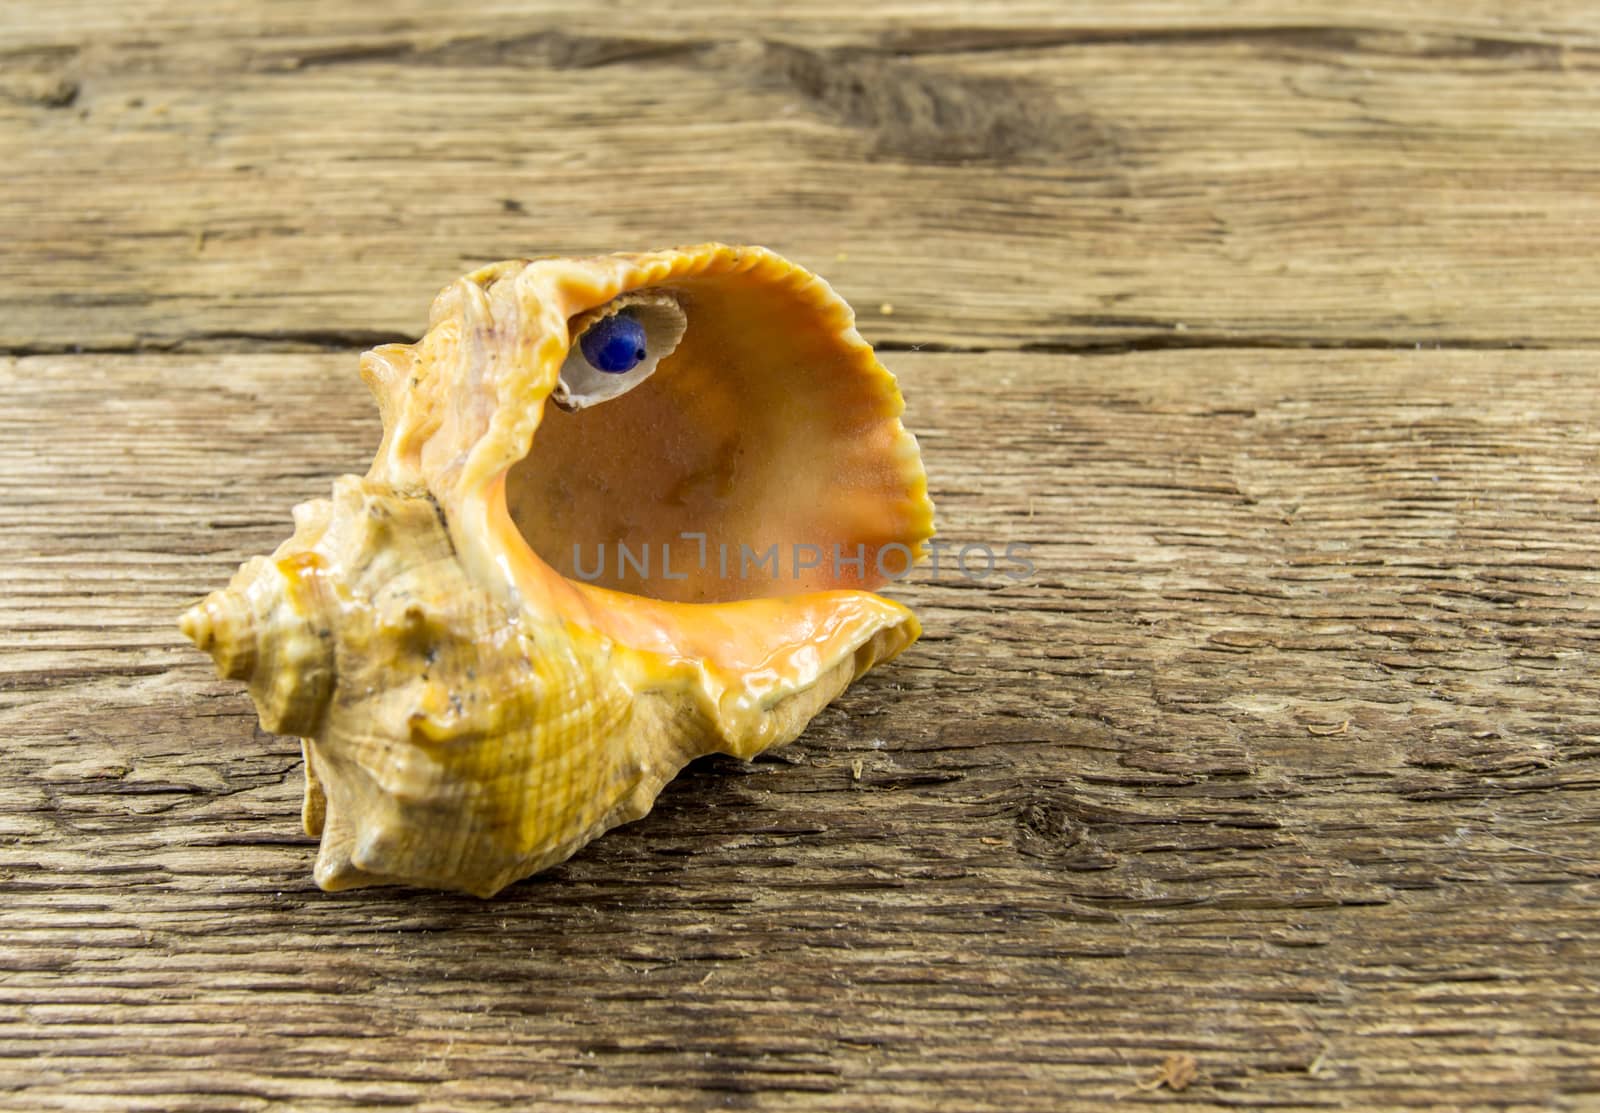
[179, 591, 257, 681]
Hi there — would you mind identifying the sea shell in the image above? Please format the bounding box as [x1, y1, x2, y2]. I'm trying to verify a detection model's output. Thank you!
[180, 244, 934, 896]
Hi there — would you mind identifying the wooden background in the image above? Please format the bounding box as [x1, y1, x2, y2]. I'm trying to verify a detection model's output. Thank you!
[3, 3, 1598, 1109]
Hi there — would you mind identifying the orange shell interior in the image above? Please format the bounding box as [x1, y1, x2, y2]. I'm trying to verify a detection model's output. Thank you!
[508, 256, 929, 603]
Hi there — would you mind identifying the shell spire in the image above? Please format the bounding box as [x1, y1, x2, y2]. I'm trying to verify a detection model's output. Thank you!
[181, 550, 334, 739]
[181, 244, 934, 896]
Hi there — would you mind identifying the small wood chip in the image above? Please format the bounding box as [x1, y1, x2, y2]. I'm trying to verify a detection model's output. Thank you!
[1136, 1054, 1199, 1092]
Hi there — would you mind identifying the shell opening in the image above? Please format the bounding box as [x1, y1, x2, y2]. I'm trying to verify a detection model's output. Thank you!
[505, 272, 927, 606]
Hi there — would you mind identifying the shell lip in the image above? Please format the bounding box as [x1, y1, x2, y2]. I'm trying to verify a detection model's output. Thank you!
[473, 245, 934, 608]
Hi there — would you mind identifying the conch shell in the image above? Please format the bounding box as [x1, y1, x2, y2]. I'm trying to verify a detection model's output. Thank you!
[180, 244, 934, 896]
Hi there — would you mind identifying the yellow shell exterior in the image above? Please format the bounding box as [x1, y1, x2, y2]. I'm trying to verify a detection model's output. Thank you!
[180, 244, 934, 896]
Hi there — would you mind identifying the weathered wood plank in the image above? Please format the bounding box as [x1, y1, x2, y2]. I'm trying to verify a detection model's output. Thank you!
[2, 350, 1597, 1111]
[11, 2, 1600, 48]
[4, 5, 1600, 351]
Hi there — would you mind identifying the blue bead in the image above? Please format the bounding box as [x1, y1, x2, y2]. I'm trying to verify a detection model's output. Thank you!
[579, 313, 648, 374]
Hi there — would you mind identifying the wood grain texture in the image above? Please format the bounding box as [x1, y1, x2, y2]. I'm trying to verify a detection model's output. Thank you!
[5, 0, 1600, 1108]
[3, 2, 1600, 351]
[3, 349, 1598, 1111]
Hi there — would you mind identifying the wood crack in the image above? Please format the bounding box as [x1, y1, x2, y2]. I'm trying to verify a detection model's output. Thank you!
[5, 334, 1591, 358]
